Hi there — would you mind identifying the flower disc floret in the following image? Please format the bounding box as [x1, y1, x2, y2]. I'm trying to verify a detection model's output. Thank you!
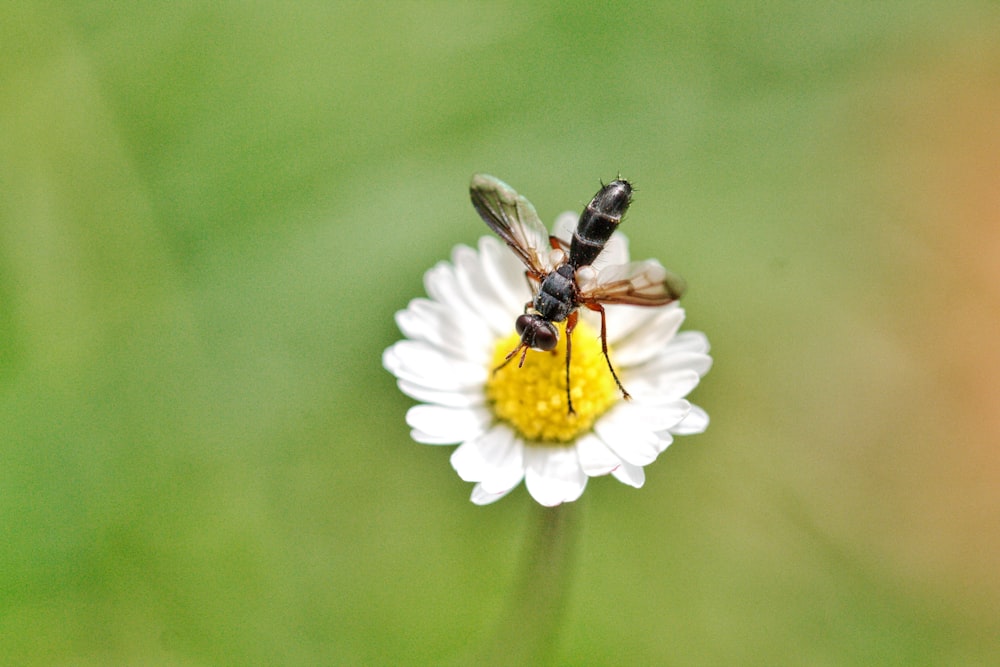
[487, 320, 619, 444]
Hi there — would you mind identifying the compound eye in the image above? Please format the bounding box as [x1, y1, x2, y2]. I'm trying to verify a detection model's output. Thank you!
[515, 314, 532, 336]
[533, 323, 559, 351]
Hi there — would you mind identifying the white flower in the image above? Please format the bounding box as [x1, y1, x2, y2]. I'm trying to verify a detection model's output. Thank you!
[383, 212, 711, 506]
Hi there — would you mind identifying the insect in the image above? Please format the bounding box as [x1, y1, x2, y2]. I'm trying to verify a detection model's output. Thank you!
[470, 173, 685, 414]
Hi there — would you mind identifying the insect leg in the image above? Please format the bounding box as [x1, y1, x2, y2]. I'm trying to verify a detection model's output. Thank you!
[564, 311, 578, 415]
[587, 303, 631, 401]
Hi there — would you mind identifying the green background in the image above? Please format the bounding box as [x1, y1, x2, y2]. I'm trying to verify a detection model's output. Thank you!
[3, 2, 999, 664]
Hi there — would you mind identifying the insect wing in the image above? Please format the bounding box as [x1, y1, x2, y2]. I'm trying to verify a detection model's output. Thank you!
[580, 259, 686, 306]
[470, 174, 550, 276]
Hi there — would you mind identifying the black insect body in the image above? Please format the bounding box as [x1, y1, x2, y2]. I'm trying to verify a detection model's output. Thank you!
[470, 174, 685, 414]
[570, 179, 633, 268]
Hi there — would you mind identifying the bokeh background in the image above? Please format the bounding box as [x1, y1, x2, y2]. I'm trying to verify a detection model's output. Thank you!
[3, 2, 999, 665]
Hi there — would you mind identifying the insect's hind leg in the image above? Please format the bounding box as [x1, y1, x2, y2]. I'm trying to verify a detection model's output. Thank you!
[586, 303, 631, 401]
[564, 311, 578, 415]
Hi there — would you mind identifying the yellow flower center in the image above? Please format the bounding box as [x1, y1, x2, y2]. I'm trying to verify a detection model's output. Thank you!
[486, 319, 620, 444]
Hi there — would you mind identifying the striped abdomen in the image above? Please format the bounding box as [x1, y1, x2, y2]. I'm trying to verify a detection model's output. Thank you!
[568, 179, 632, 268]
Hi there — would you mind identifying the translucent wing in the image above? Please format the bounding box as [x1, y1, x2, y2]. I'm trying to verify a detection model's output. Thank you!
[579, 259, 686, 306]
[470, 174, 550, 277]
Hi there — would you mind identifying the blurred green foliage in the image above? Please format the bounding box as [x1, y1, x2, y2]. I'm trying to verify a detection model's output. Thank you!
[2, 2, 999, 665]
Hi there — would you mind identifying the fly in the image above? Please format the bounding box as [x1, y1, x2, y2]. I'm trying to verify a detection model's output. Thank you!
[470, 174, 686, 414]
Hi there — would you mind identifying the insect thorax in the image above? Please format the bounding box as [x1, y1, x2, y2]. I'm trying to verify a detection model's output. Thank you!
[534, 264, 577, 322]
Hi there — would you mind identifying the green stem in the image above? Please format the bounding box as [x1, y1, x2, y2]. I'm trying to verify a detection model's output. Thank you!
[487, 500, 582, 665]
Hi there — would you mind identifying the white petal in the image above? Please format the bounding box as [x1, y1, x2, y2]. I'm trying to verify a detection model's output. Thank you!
[395, 379, 485, 408]
[575, 265, 599, 293]
[607, 305, 659, 342]
[452, 244, 514, 336]
[576, 432, 623, 476]
[524, 446, 587, 506]
[668, 330, 711, 356]
[384, 341, 487, 391]
[450, 425, 524, 494]
[406, 405, 491, 444]
[593, 408, 663, 466]
[611, 306, 685, 366]
[614, 399, 691, 433]
[670, 404, 709, 435]
[637, 348, 712, 380]
[423, 259, 476, 314]
[471, 483, 517, 505]
[653, 431, 674, 449]
[625, 368, 703, 401]
[479, 442, 527, 494]
[394, 299, 493, 362]
[409, 428, 466, 445]
[590, 231, 629, 270]
[598, 303, 682, 346]
[551, 212, 577, 244]
[611, 461, 645, 488]
[479, 237, 531, 317]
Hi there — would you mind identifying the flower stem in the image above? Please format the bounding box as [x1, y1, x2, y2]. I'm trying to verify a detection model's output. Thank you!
[487, 500, 581, 665]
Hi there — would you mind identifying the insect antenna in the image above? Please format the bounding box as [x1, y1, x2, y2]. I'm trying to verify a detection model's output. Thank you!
[493, 341, 529, 374]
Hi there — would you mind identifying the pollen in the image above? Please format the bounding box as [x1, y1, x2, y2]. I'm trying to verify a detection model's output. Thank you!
[486, 319, 620, 444]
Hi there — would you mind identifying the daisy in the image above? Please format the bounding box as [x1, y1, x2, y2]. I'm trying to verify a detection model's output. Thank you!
[382, 181, 711, 506]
